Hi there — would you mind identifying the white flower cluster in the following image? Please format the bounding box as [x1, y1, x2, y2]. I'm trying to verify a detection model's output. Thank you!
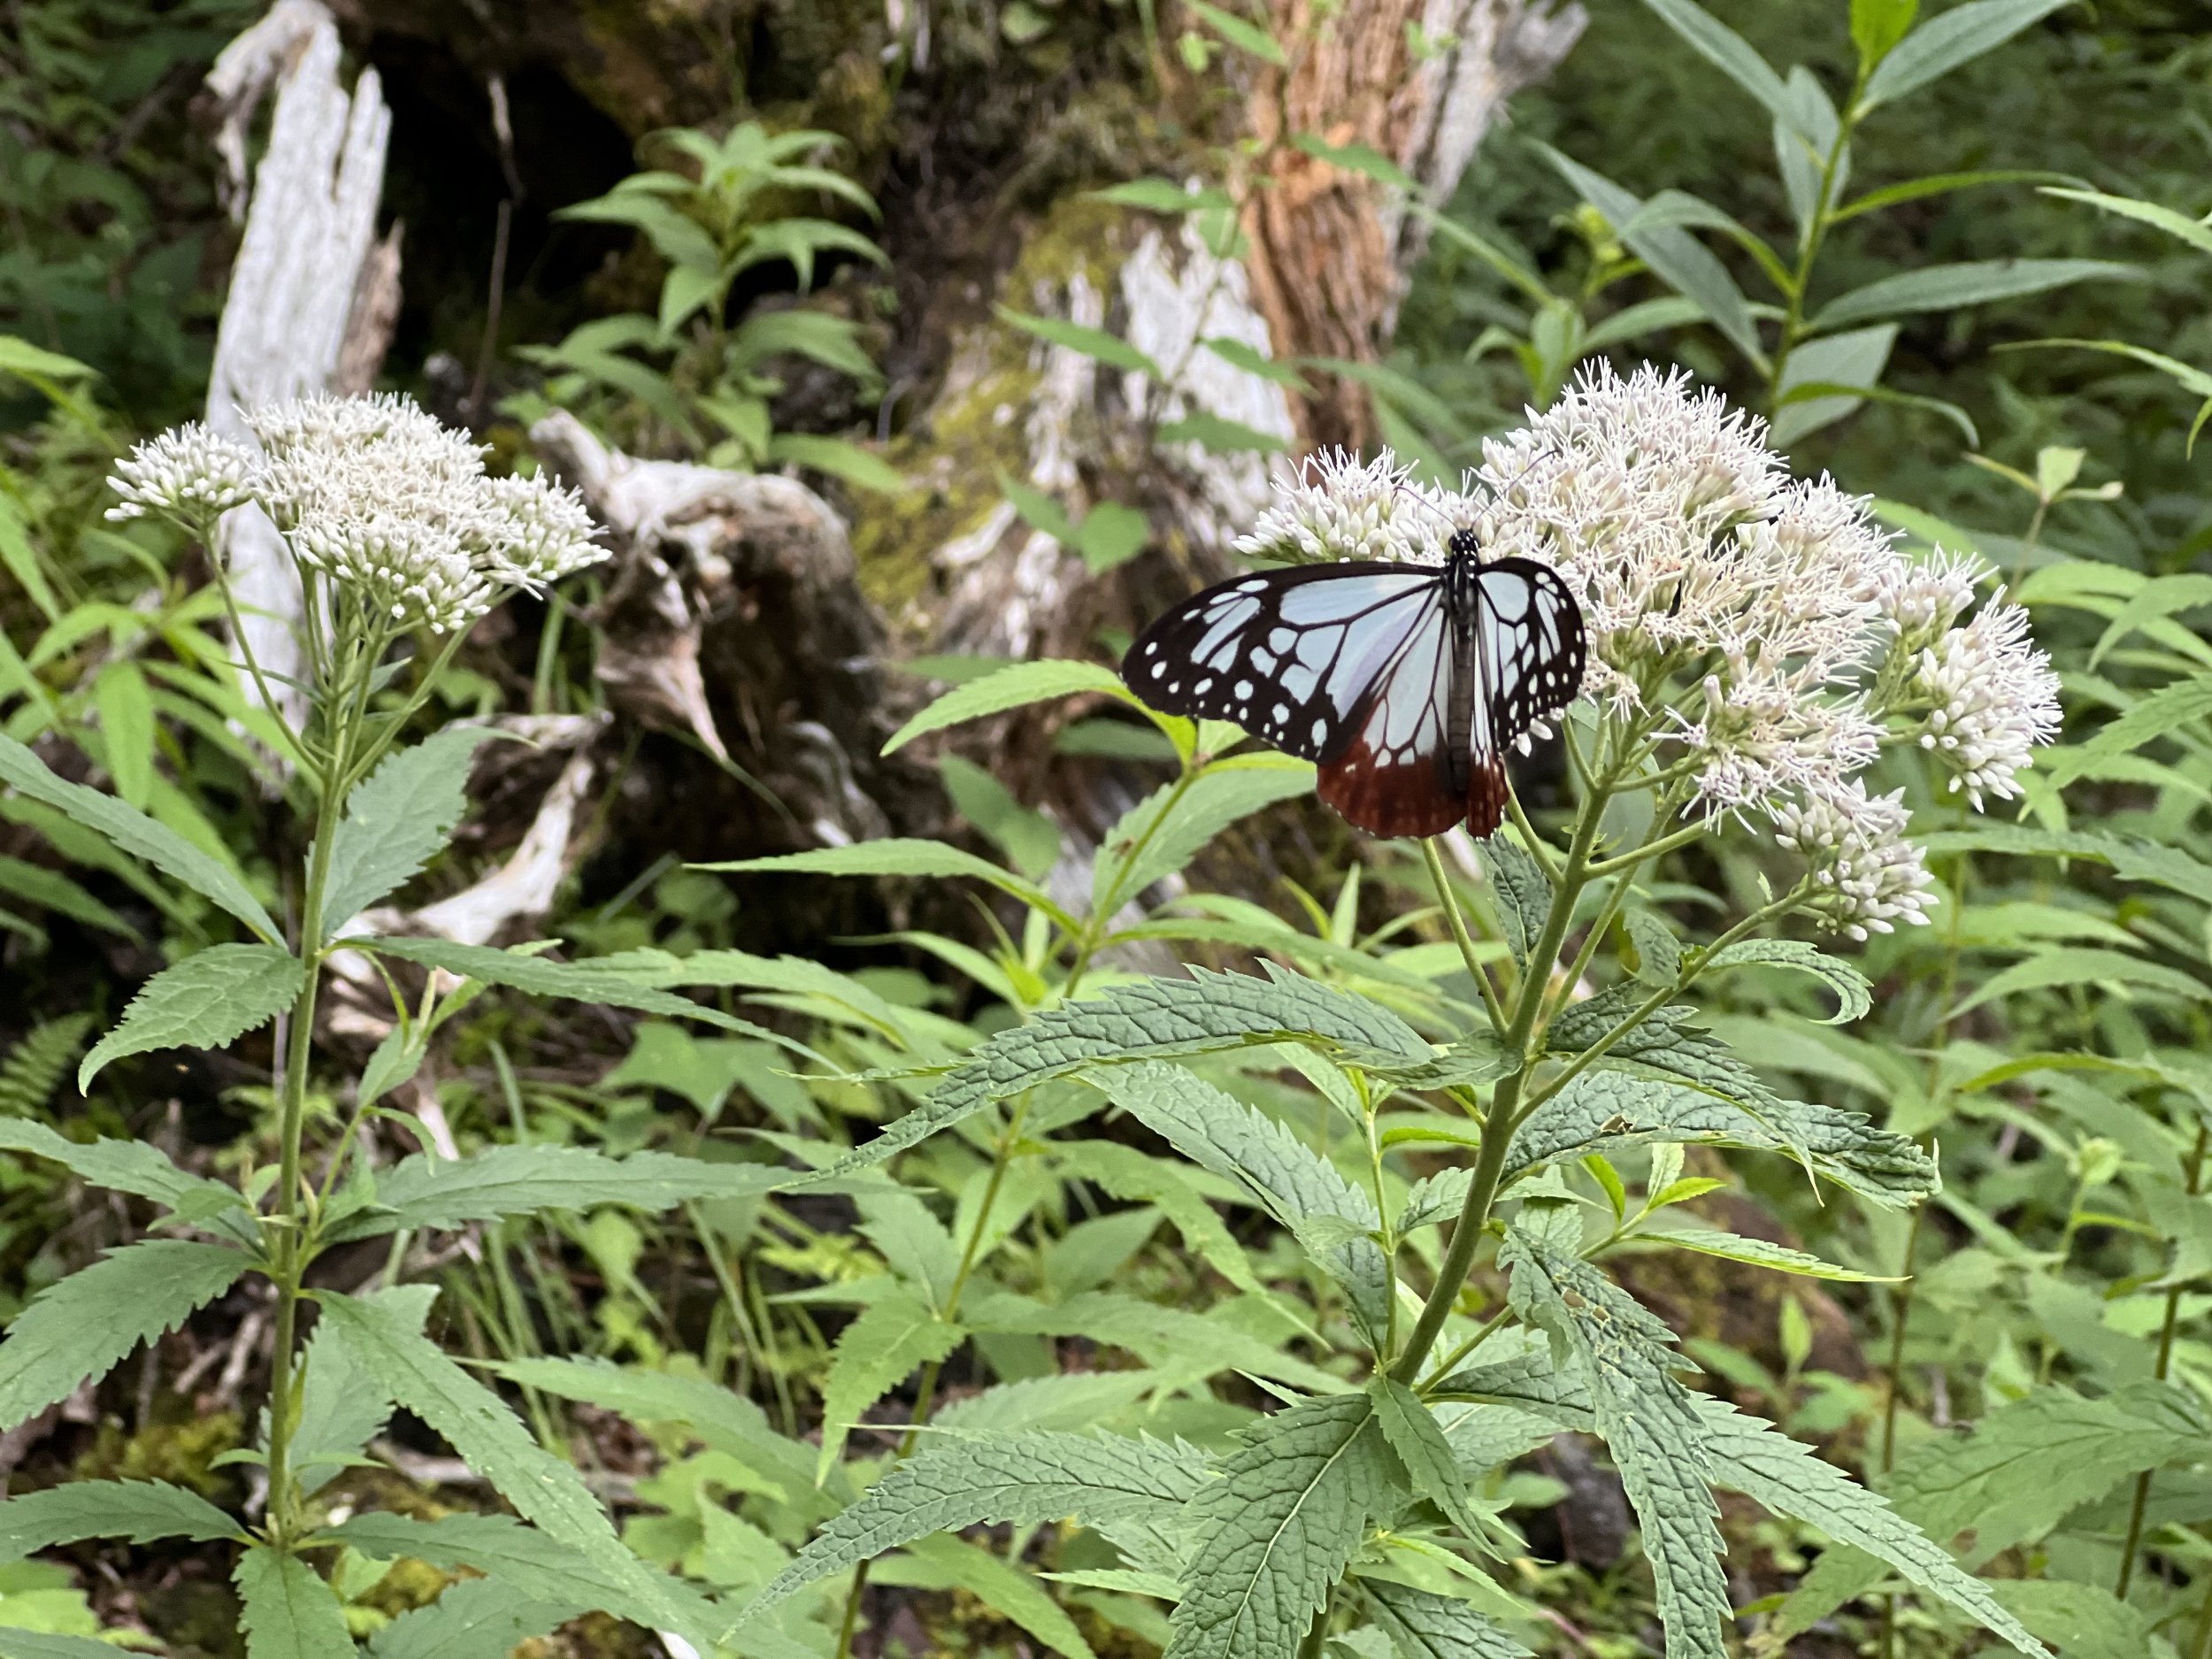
[1235, 448, 1469, 567]
[1233, 363, 2062, 938]
[108, 393, 606, 634]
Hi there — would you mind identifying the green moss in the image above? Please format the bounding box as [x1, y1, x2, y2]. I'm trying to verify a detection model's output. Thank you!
[853, 196, 1133, 629]
[72, 1409, 241, 1496]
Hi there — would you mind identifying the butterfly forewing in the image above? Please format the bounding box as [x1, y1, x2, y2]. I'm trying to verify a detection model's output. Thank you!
[1311, 588, 1473, 839]
[1122, 565, 1443, 762]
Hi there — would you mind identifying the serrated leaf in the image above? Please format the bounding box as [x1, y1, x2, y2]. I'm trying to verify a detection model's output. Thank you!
[282, 1285, 431, 1495]
[348, 938, 808, 1051]
[933, 1372, 1166, 1436]
[1094, 764, 1315, 915]
[1690, 1394, 2048, 1656]
[882, 659, 1130, 755]
[235, 1544, 355, 1659]
[1702, 939, 1871, 1024]
[325, 1513, 712, 1633]
[0, 1240, 250, 1432]
[320, 730, 499, 933]
[1986, 1581, 2150, 1659]
[2043, 672, 2212, 786]
[817, 1284, 964, 1477]
[1508, 1068, 1935, 1207]
[1923, 823, 2212, 907]
[0, 732, 280, 942]
[1953, 946, 2212, 1016]
[0, 1635, 139, 1659]
[1369, 1381, 1488, 1545]
[1860, 0, 2077, 110]
[1099, 1062, 1390, 1344]
[753, 1431, 1206, 1611]
[1396, 1167, 1474, 1235]
[1058, 1141, 1270, 1300]
[804, 966, 1432, 1185]
[1500, 1229, 1728, 1659]
[314, 1291, 711, 1650]
[0, 1118, 248, 1227]
[1169, 1393, 1397, 1659]
[0, 1479, 240, 1560]
[1477, 841, 1551, 964]
[81, 944, 303, 1090]
[1774, 1382, 2199, 1644]
[1363, 1578, 1532, 1659]
[325, 1146, 782, 1243]
[366, 1579, 580, 1659]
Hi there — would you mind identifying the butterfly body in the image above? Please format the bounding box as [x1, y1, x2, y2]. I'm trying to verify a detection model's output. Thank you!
[1123, 531, 1585, 839]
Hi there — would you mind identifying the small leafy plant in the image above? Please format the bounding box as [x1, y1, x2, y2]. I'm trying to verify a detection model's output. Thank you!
[522, 120, 895, 489]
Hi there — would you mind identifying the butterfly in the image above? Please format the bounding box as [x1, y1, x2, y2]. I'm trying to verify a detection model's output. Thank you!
[1122, 528, 1586, 839]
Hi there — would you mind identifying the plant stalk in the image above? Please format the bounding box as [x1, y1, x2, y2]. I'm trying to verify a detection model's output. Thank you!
[2116, 1118, 2209, 1599]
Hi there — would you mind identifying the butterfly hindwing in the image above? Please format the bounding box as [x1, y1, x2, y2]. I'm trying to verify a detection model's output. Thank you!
[1123, 564, 1444, 763]
[1313, 589, 1472, 839]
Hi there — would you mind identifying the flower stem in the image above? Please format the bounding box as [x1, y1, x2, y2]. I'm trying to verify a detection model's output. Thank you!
[2116, 1117, 2209, 1599]
[261, 710, 350, 1544]
[1421, 839, 1506, 1036]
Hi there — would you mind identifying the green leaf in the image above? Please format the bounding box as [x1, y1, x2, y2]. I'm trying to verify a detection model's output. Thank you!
[1702, 940, 1870, 1024]
[817, 1283, 964, 1477]
[365, 1579, 580, 1659]
[1860, 0, 2078, 111]
[1369, 1380, 1489, 1545]
[315, 1291, 712, 1650]
[1924, 822, 2212, 907]
[0, 1240, 250, 1431]
[289, 1294, 419, 1494]
[0, 1635, 139, 1659]
[325, 1513, 706, 1633]
[325, 1146, 782, 1242]
[80, 943, 304, 1091]
[1478, 840, 1552, 965]
[2088, 573, 2212, 668]
[1809, 257, 2131, 333]
[1632, 1225, 1893, 1281]
[879, 1534, 1098, 1659]
[1094, 764, 1315, 916]
[0, 732, 280, 942]
[1501, 1229, 1728, 1659]
[2045, 672, 2212, 787]
[1508, 1067, 1935, 1207]
[1850, 0, 1919, 70]
[1773, 378, 1979, 446]
[0, 337, 96, 385]
[885, 659, 1130, 755]
[971, 1291, 1340, 1395]
[2043, 184, 2212, 258]
[0, 1118, 249, 1227]
[752, 1431, 1205, 1611]
[235, 1545, 357, 1659]
[996, 307, 1160, 376]
[1536, 147, 1763, 368]
[345, 938, 805, 1050]
[696, 841, 1066, 924]
[764, 433, 905, 493]
[1637, 0, 1793, 123]
[1098, 1062, 1390, 1344]
[1155, 413, 1288, 455]
[1987, 1581, 2154, 1659]
[92, 663, 155, 808]
[1287, 134, 1415, 193]
[1200, 337, 1312, 394]
[0, 1479, 240, 1560]
[1770, 323, 1897, 444]
[1689, 1394, 2047, 1656]
[802, 965, 1432, 1184]
[1092, 180, 1238, 215]
[937, 756, 1062, 881]
[1362, 1580, 1531, 1659]
[483, 1356, 823, 1511]
[1169, 1393, 1397, 1659]
[1832, 168, 2073, 223]
[320, 730, 499, 933]
[1187, 0, 1285, 64]
[1078, 503, 1151, 574]
[0, 855, 135, 938]
[1056, 1141, 1271, 1300]
[1951, 946, 2212, 1016]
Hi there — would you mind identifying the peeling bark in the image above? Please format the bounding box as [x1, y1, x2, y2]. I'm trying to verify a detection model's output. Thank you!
[203, 0, 396, 730]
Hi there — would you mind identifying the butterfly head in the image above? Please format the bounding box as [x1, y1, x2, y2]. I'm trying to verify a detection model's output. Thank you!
[1448, 526, 1482, 563]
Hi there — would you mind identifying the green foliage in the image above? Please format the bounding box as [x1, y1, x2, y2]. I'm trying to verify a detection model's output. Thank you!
[78, 942, 303, 1089]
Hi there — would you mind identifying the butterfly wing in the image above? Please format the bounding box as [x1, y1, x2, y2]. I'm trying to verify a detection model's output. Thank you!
[1122, 563, 1445, 764]
[1461, 556, 1586, 835]
[1310, 581, 1474, 838]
